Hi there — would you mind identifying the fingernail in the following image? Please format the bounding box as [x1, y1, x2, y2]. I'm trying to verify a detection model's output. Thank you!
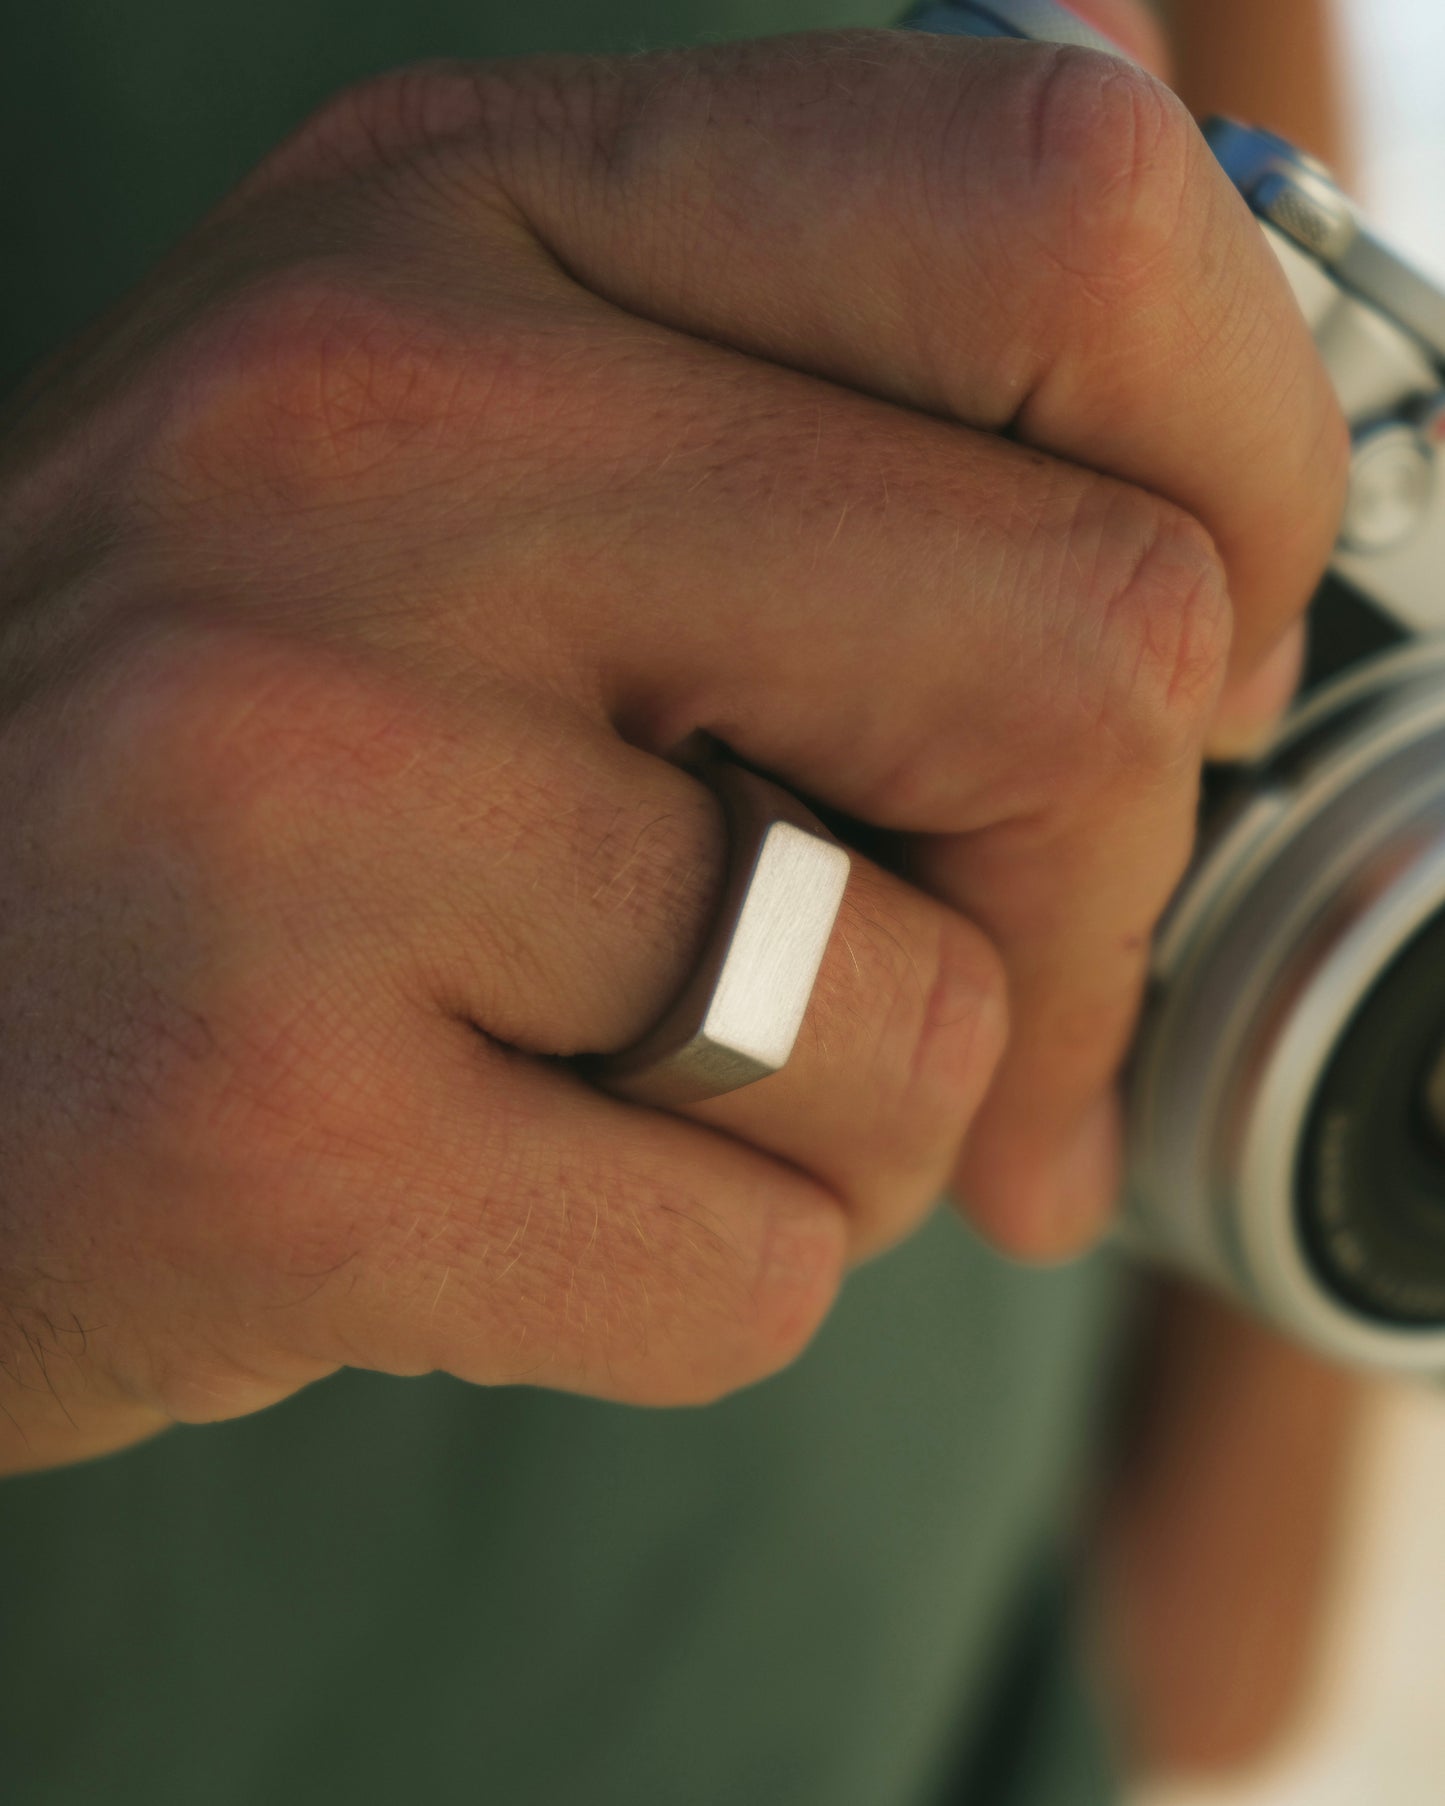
[1044, 1095, 1122, 1256]
[1208, 625, 1308, 762]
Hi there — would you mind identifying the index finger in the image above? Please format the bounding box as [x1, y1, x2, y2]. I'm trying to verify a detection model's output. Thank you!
[480, 29, 1347, 677]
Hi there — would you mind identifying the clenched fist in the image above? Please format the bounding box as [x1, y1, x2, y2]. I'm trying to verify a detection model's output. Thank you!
[0, 26, 1345, 1471]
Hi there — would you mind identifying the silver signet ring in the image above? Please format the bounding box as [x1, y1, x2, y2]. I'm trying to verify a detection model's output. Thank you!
[586, 763, 851, 1109]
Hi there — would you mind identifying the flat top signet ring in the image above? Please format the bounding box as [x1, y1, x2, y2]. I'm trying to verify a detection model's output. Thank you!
[586, 763, 851, 1110]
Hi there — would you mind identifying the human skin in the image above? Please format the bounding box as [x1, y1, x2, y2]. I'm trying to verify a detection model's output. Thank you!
[0, 24, 1346, 1472]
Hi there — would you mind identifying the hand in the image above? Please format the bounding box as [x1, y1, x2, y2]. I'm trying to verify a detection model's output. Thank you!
[0, 26, 1344, 1470]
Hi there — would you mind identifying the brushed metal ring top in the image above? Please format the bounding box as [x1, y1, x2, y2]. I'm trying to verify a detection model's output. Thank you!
[585, 763, 851, 1110]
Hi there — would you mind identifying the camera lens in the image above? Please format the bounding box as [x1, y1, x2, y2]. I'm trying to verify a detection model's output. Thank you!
[1129, 633, 1445, 1370]
[1420, 1041, 1445, 1155]
[1297, 904, 1445, 1326]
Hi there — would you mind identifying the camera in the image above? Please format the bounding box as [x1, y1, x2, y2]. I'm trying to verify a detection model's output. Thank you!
[907, 0, 1445, 1374]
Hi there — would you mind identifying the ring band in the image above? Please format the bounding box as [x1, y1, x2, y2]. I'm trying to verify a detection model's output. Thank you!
[586, 762, 851, 1109]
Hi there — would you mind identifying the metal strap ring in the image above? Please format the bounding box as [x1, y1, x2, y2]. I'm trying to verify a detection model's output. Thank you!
[585, 762, 851, 1109]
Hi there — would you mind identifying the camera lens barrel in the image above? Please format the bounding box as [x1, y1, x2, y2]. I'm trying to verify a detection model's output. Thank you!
[1299, 903, 1445, 1326]
[1127, 631, 1445, 1371]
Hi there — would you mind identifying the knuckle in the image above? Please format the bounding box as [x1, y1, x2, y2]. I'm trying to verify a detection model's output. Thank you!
[1074, 491, 1232, 774]
[488, 1156, 845, 1407]
[146, 265, 530, 514]
[911, 913, 1010, 1110]
[879, 922, 1006, 1243]
[670, 1197, 846, 1404]
[824, 890, 1007, 1225]
[100, 628, 388, 891]
[513, 55, 635, 186]
[256, 60, 493, 187]
[58, 630, 401, 1191]
[1002, 48, 1197, 298]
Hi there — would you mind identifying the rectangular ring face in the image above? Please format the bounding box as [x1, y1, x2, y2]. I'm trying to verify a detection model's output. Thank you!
[702, 822, 851, 1071]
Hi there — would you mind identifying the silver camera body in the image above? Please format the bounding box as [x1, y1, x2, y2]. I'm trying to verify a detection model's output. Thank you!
[909, 0, 1445, 1373]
